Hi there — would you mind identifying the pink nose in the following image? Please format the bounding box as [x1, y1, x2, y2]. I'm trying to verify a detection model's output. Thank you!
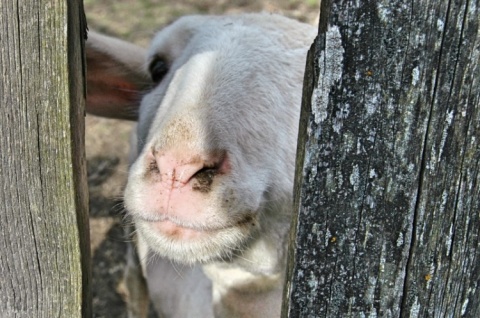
[151, 149, 230, 188]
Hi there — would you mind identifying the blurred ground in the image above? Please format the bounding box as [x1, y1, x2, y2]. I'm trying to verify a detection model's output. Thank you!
[85, 1, 318, 317]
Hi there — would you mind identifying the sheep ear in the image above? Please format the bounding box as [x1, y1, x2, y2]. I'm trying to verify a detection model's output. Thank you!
[86, 31, 151, 121]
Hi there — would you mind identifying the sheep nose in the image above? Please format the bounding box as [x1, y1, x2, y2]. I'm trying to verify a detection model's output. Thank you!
[151, 149, 230, 189]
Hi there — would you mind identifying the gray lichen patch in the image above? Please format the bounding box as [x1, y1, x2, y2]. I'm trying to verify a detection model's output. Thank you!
[311, 24, 345, 125]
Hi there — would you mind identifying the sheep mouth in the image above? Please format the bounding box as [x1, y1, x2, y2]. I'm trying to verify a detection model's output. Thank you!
[134, 214, 258, 264]
[137, 214, 256, 239]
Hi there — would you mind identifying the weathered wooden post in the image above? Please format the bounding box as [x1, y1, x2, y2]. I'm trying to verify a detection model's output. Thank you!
[0, 1, 90, 317]
[284, 0, 479, 316]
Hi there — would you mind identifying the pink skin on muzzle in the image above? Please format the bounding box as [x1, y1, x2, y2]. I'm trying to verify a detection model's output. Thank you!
[139, 148, 232, 239]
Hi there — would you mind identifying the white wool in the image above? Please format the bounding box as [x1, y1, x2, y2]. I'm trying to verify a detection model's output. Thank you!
[86, 13, 316, 318]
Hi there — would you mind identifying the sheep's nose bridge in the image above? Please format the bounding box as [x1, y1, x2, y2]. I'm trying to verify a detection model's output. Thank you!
[150, 50, 220, 149]
[160, 117, 196, 146]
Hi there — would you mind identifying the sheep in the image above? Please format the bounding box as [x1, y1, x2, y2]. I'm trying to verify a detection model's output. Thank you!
[86, 13, 316, 318]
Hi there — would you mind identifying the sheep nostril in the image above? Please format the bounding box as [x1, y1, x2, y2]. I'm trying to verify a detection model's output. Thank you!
[145, 148, 230, 191]
[148, 159, 160, 174]
[192, 166, 218, 183]
[191, 167, 218, 193]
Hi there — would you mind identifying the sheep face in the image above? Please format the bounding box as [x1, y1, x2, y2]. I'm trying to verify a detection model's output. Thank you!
[87, 14, 315, 267]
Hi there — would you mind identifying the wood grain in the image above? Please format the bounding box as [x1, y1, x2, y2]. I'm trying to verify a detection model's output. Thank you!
[284, 0, 480, 316]
[0, 1, 90, 317]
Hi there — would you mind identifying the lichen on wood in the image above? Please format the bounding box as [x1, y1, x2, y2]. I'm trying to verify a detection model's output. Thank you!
[283, 0, 480, 317]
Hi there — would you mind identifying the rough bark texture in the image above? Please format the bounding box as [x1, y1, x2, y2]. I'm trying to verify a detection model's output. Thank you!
[0, 1, 90, 317]
[283, 0, 479, 317]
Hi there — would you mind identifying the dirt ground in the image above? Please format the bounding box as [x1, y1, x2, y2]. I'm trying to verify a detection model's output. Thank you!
[84, 1, 318, 317]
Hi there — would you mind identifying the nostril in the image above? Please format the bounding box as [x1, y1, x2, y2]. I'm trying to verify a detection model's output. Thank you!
[147, 159, 160, 174]
[147, 148, 230, 189]
[189, 153, 230, 193]
[191, 167, 218, 183]
[190, 166, 218, 190]
[187, 151, 228, 182]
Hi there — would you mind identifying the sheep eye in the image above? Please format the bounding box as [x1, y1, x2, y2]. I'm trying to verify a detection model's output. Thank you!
[149, 57, 168, 83]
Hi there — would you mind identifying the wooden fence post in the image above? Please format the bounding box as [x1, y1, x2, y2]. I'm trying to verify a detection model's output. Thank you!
[0, 1, 90, 317]
[283, 0, 479, 316]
